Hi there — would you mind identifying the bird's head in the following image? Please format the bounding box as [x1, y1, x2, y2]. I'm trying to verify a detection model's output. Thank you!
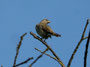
[40, 19, 51, 24]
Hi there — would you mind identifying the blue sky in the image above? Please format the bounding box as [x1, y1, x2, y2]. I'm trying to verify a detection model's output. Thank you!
[0, 0, 90, 67]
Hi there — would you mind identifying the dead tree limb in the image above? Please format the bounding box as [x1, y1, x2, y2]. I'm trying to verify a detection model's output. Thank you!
[84, 31, 90, 67]
[30, 32, 65, 67]
[13, 33, 27, 67]
[35, 48, 58, 62]
[14, 57, 33, 67]
[29, 48, 48, 67]
[67, 19, 89, 67]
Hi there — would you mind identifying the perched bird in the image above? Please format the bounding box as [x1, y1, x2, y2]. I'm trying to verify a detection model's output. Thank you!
[35, 19, 61, 40]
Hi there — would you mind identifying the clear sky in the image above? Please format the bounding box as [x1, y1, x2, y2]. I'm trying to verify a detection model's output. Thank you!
[0, 0, 90, 67]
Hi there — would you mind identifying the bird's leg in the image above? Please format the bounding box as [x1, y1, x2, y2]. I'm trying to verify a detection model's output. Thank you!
[40, 38, 46, 43]
[43, 39, 46, 43]
[37, 36, 41, 38]
[37, 36, 45, 41]
[40, 37, 43, 40]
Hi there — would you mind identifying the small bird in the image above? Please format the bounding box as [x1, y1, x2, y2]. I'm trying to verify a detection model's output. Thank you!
[35, 19, 61, 40]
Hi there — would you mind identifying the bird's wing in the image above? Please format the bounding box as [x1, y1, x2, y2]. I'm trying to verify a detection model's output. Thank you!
[42, 25, 54, 34]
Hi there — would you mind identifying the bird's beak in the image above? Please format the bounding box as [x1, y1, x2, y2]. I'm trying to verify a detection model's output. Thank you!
[47, 21, 51, 23]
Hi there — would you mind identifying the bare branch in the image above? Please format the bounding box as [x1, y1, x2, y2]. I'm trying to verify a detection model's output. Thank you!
[35, 48, 58, 61]
[1, 65, 3, 67]
[67, 19, 89, 67]
[83, 37, 88, 40]
[81, 19, 89, 38]
[29, 48, 48, 67]
[30, 32, 65, 67]
[84, 31, 90, 67]
[13, 33, 27, 67]
[14, 57, 33, 67]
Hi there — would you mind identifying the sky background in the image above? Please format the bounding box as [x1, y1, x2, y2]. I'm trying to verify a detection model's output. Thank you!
[0, 0, 90, 67]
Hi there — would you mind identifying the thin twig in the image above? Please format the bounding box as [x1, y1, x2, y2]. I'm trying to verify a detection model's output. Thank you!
[13, 33, 27, 67]
[30, 32, 65, 67]
[83, 37, 88, 40]
[1, 65, 3, 67]
[29, 48, 48, 67]
[84, 31, 90, 67]
[67, 19, 89, 67]
[35, 48, 58, 61]
[14, 57, 33, 67]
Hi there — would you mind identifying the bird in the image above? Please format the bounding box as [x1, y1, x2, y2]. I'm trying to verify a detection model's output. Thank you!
[35, 19, 61, 40]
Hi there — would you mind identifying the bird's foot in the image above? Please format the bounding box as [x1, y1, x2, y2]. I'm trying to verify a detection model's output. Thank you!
[43, 39, 46, 43]
[40, 38, 43, 40]
[40, 38, 46, 43]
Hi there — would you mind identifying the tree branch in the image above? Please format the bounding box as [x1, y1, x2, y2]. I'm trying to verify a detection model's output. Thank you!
[35, 48, 58, 62]
[83, 37, 88, 40]
[67, 19, 89, 67]
[29, 48, 48, 67]
[14, 57, 33, 67]
[13, 33, 27, 67]
[84, 31, 90, 67]
[30, 32, 65, 67]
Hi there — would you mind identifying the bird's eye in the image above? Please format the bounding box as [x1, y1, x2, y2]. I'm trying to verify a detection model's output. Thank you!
[45, 19, 48, 21]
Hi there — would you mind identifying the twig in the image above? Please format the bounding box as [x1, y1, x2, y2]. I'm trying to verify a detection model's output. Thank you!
[13, 33, 27, 67]
[30, 32, 65, 67]
[35, 48, 65, 65]
[67, 19, 89, 67]
[83, 37, 88, 40]
[84, 31, 90, 67]
[29, 48, 48, 67]
[35, 48, 58, 61]
[14, 57, 33, 67]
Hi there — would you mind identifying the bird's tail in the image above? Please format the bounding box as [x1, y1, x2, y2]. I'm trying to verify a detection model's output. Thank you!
[53, 33, 61, 37]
